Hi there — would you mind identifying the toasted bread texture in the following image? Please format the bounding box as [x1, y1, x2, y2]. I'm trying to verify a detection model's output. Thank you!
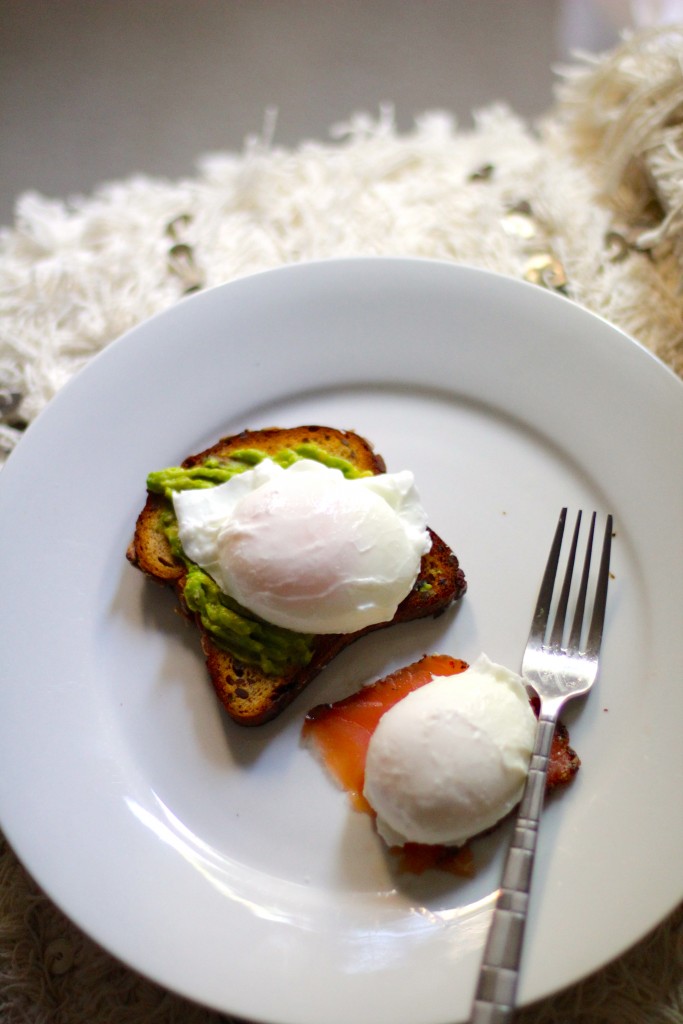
[127, 425, 467, 725]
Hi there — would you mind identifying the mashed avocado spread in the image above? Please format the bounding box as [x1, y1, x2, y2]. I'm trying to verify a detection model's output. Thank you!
[147, 444, 369, 675]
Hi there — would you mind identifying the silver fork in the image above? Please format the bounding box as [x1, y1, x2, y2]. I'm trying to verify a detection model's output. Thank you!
[469, 508, 613, 1024]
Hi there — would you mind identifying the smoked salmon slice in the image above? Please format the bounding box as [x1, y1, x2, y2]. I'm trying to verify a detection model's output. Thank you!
[303, 654, 580, 876]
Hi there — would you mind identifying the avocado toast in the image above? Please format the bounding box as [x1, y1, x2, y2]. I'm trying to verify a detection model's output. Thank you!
[127, 425, 467, 725]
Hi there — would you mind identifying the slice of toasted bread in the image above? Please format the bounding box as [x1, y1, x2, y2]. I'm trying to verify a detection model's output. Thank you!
[127, 425, 467, 725]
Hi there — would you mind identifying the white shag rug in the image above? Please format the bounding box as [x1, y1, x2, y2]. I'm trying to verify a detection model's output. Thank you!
[0, 25, 682, 1024]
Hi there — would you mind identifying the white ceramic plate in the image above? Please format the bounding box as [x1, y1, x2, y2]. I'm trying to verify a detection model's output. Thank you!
[0, 259, 681, 1024]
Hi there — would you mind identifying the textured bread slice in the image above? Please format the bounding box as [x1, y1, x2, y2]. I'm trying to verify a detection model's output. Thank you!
[127, 425, 467, 725]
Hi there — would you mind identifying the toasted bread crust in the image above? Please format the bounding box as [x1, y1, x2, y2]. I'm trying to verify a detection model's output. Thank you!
[127, 425, 466, 725]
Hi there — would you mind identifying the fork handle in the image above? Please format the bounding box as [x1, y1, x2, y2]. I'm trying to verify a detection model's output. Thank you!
[469, 713, 557, 1024]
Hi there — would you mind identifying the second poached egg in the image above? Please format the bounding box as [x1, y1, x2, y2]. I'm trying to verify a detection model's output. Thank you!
[363, 654, 537, 847]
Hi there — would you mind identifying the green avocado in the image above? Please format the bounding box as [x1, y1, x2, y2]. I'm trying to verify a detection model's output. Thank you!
[147, 444, 369, 675]
[146, 443, 370, 499]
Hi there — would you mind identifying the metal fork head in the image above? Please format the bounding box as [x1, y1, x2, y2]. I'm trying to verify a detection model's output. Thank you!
[521, 508, 613, 711]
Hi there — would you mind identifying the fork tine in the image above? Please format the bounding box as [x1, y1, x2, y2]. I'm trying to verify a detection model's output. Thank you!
[567, 512, 596, 652]
[584, 513, 613, 657]
[549, 511, 582, 650]
[527, 507, 567, 644]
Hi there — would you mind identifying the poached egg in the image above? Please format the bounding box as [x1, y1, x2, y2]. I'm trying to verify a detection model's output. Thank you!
[172, 457, 431, 634]
[363, 654, 537, 847]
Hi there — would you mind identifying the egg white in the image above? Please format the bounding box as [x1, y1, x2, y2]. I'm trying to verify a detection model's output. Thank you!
[172, 458, 431, 634]
[363, 654, 537, 847]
